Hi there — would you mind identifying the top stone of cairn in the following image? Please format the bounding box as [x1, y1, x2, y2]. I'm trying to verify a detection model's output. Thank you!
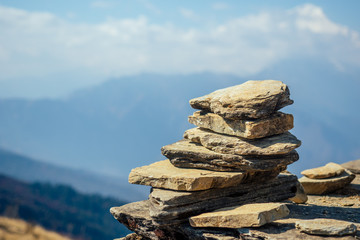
[189, 80, 293, 119]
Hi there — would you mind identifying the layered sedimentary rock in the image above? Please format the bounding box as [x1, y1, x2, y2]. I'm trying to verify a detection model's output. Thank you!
[162, 139, 298, 172]
[149, 173, 298, 221]
[111, 80, 304, 239]
[299, 169, 355, 195]
[301, 162, 345, 179]
[128, 159, 270, 191]
[111, 200, 240, 240]
[188, 111, 293, 139]
[189, 203, 289, 228]
[189, 80, 293, 119]
[184, 128, 301, 155]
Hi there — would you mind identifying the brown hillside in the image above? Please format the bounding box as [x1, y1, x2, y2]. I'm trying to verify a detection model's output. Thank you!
[0, 216, 71, 240]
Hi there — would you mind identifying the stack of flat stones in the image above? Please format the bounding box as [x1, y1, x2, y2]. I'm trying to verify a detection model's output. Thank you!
[299, 162, 355, 195]
[111, 80, 303, 240]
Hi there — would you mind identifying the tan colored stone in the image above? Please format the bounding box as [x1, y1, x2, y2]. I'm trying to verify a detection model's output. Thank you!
[162, 139, 298, 172]
[295, 219, 357, 236]
[188, 111, 293, 139]
[342, 159, 360, 174]
[189, 80, 293, 119]
[189, 203, 290, 228]
[128, 160, 253, 191]
[301, 162, 345, 179]
[289, 181, 308, 204]
[184, 128, 301, 155]
[299, 169, 355, 195]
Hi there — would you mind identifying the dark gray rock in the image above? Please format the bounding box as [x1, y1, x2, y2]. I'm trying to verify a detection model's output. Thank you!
[110, 200, 240, 240]
[162, 139, 299, 172]
[149, 173, 298, 221]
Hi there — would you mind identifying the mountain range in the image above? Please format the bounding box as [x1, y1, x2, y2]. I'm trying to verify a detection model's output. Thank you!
[0, 59, 359, 182]
[0, 148, 147, 201]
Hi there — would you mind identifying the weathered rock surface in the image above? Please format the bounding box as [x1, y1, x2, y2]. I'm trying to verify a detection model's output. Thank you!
[288, 181, 308, 204]
[188, 110, 293, 139]
[149, 173, 298, 221]
[162, 139, 298, 172]
[299, 169, 355, 195]
[301, 162, 345, 179]
[110, 200, 240, 240]
[342, 159, 360, 174]
[295, 219, 357, 236]
[238, 181, 360, 239]
[184, 128, 301, 156]
[189, 80, 293, 119]
[190, 203, 289, 228]
[129, 159, 262, 191]
[115, 233, 145, 240]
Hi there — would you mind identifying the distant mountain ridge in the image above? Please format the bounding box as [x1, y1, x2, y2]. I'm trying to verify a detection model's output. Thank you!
[0, 65, 359, 178]
[0, 148, 147, 201]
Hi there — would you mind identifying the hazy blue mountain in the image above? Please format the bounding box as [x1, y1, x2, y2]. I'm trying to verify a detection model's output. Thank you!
[0, 148, 147, 201]
[0, 62, 359, 182]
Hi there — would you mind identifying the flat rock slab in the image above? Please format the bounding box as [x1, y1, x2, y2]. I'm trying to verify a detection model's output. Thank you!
[162, 139, 299, 172]
[188, 111, 293, 139]
[129, 159, 261, 191]
[301, 162, 345, 179]
[149, 173, 298, 221]
[342, 159, 360, 174]
[190, 203, 289, 228]
[299, 170, 355, 195]
[295, 219, 357, 236]
[111, 182, 360, 239]
[110, 200, 240, 240]
[189, 80, 293, 120]
[184, 127, 301, 156]
[238, 191, 360, 240]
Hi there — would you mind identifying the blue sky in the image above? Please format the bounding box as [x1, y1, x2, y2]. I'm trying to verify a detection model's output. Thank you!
[0, 0, 359, 98]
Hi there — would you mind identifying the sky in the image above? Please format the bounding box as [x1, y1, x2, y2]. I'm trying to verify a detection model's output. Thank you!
[0, 0, 359, 98]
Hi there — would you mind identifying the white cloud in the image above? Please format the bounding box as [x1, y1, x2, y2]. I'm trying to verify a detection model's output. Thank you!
[294, 4, 348, 35]
[0, 4, 359, 98]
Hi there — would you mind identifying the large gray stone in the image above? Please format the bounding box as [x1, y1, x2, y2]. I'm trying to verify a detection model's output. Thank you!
[189, 203, 289, 228]
[110, 200, 240, 240]
[184, 128, 301, 156]
[299, 169, 355, 195]
[162, 139, 299, 172]
[189, 80, 293, 120]
[149, 173, 298, 221]
[188, 110, 293, 139]
[128, 159, 270, 191]
[295, 219, 357, 236]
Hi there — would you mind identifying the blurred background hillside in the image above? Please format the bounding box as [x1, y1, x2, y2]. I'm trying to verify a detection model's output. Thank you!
[0, 0, 359, 239]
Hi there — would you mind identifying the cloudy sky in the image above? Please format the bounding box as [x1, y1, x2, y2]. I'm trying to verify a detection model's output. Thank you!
[0, 0, 359, 98]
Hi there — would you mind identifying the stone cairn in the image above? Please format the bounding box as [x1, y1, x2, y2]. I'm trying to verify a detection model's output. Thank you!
[299, 162, 355, 195]
[111, 80, 303, 240]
